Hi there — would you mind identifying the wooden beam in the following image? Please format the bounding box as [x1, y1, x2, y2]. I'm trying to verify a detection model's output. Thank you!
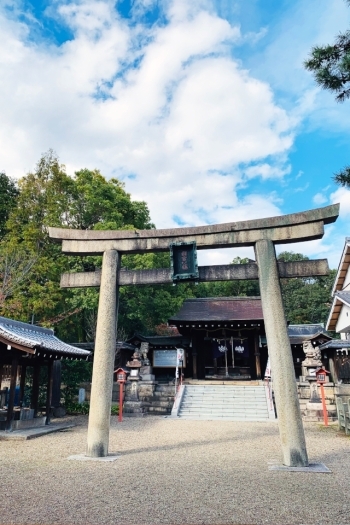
[0, 336, 36, 354]
[59, 222, 325, 255]
[49, 204, 339, 242]
[60, 259, 330, 288]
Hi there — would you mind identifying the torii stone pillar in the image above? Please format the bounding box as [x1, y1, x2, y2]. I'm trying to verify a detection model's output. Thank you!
[87, 250, 119, 457]
[255, 240, 308, 466]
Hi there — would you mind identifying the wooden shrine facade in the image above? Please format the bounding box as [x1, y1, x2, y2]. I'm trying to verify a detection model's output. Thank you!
[0, 316, 90, 431]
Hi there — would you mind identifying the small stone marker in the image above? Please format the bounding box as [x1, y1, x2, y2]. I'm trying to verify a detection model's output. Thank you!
[78, 388, 85, 404]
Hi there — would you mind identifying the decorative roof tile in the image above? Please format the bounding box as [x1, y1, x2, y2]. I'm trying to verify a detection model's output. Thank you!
[0, 316, 90, 357]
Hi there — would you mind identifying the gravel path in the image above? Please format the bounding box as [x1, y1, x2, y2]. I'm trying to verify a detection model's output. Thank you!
[1, 416, 350, 525]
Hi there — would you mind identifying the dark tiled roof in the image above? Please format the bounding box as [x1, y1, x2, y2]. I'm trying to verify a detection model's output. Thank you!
[319, 339, 350, 350]
[128, 334, 190, 346]
[0, 316, 90, 358]
[335, 290, 350, 306]
[287, 324, 326, 337]
[169, 297, 263, 322]
[287, 324, 331, 345]
[71, 341, 136, 351]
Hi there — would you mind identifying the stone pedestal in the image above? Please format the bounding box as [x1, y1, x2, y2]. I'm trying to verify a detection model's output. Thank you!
[297, 381, 337, 422]
[123, 379, 148, 417]
[140, 365, 155, 382]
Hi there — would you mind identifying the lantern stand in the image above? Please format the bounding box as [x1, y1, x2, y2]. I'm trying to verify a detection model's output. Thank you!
[115, 368, 128, 422]
[315, 367, 330, 426]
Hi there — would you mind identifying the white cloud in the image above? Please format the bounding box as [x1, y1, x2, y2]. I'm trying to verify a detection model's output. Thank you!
[313, 192, 328, 205]
[331, 187, 350, 217]
[0, 0, 297, 232]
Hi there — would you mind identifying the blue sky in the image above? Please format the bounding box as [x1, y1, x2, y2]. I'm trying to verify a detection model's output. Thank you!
[2, 0, 350, 268]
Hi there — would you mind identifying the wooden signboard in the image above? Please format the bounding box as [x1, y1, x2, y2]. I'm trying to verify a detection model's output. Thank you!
[153, 350, 186, 368]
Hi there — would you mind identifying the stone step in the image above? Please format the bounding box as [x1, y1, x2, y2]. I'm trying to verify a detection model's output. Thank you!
[178, 415, 270, 421]
[180, 402, 267, 409]
[175, 385, 270, 421]
[178, 408, 269, 415]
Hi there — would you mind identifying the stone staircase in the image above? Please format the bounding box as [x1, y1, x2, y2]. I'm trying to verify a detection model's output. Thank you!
[173, 384, 275, 421]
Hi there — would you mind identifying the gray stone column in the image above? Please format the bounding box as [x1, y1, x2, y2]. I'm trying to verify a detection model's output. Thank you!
[255, 239, 308, 467]
[87, 249, 119, 457]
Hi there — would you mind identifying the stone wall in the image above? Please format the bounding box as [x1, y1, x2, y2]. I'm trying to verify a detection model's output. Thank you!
[297, 381, 337, 422]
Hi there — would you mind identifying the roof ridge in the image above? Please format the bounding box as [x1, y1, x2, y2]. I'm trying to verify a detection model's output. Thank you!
[0, 315, 54, 335]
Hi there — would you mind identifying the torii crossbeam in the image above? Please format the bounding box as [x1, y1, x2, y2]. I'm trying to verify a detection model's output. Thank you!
[49, 203, 339, 466]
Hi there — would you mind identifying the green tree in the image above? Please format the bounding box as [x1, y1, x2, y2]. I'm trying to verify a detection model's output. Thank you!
[193, 257, 260, 299]
[0, 172, 19, 238]
[277, 251, 335, 325]
[1, 151, 154, 341]
[304, 0, 350, 186]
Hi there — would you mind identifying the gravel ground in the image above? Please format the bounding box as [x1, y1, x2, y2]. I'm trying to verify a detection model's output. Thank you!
[1, 415, 350, 525]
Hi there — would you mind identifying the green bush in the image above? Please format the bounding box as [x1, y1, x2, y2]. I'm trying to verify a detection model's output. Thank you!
[61, 361, 93, 404]
[111, 404, 119, 415]
[65, 401, 90, 415]
[65, 402, 120, 416]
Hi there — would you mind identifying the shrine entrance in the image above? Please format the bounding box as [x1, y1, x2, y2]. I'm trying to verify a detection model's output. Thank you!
[49, 203, 339, 467]
[168, 297, 267, 381]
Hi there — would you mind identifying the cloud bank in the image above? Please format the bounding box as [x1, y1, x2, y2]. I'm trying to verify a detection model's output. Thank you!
[0, 0, 294, 232]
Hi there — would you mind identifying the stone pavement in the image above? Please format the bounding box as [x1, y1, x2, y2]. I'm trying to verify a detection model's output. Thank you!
[1, 415, 350, 525]
[0, 423, 75, 440]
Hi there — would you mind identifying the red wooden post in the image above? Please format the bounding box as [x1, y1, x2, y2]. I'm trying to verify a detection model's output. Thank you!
[115, 368, 127, 423]
[118, 381, 123, 422]
[315, 367, 330, 427]
[320, 382, 328, 427]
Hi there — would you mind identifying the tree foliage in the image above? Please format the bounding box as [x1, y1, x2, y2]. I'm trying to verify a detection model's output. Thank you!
[305, 13, 350, 103]
[278, 251, 335, 325]
[0, 172, 19, 239]
[0, 151, 154, 340]
[0, 151, 336, 341]
[304, 0, 350, 186]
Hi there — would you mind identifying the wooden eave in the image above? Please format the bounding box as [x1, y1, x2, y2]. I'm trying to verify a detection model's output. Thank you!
[326, 297, 345, 331]
[332, 240, 350, 294]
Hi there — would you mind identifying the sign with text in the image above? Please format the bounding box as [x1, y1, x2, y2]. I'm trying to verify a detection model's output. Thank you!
[153, 349, 186, 368]
[170, 241, 199, 281]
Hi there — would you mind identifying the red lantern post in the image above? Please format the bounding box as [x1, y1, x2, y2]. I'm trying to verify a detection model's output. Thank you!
[115, 368, 127, 422]
[315, 367, 330, 426]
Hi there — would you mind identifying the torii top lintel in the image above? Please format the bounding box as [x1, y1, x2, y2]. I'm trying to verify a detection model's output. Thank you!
[48, 204, 339, 255]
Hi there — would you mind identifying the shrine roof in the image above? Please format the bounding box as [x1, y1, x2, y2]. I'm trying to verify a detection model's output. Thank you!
[128, 333, 191, 347]
[168, 297, 264, 323]
[0, 316, 91, 358]
[319, 339, 350, 350]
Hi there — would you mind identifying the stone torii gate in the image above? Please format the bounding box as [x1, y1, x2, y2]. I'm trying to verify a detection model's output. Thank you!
[49, 203, 339, 466]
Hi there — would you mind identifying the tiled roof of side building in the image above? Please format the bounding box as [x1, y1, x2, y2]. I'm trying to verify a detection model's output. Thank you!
[168, 297, 264, 322]
[319, 339, 350, 350]
[0, 316, 91, 357]
[335, 290, 350, 306]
